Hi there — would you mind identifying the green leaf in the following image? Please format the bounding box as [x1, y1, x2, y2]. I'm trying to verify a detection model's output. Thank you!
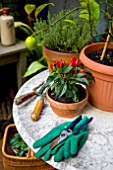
[62, 24, 70, 30]
[75, 77, 89, 85]
[35, 3, 54, 19]
[46, 74, 59, 84]
[24, 4, 36, 15]
[69, 79, 76, 84]
[62, 66, 72, 73]
[79, 9, 89, 20]
[61, 78, 65, 84]
[9, 133, 20, 144]
[13, 133, 21, 138]
[55, 84, 62, 96]
[66, 89, 73, 98]
[85, 70, 95, 81]
[23, 61, 47, 77]
[17, 150, 24, 156]
[14, 21, 33, 34]
[73, 93, 79, 102]
[79, 0, 100, 25]
[77, 73, 85, 78]
[63, 19, 76, 25]
[59, 83, 67, 97]
[51, 82, 57, 90]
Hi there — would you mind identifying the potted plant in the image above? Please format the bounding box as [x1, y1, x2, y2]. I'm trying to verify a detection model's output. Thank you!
[45, 57, 94, 118]
[22, 0, 100, 76]
[33, 9, 92, 69]
[79, 0, 113, 112]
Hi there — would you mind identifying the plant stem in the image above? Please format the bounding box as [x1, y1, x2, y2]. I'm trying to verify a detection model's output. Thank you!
[87, 0, 94, 39]
[32, 6, 83, 37]
[100, 32, 110, 61]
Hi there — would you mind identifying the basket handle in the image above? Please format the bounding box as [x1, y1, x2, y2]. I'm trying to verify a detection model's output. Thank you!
[26, 148, 35, 158]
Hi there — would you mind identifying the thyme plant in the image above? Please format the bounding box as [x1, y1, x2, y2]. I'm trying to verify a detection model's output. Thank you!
[33, 10, 91, 53]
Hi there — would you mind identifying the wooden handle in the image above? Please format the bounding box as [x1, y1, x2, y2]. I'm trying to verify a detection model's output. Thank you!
[15, 92, 36, 105]
[30, 98, 44, 121]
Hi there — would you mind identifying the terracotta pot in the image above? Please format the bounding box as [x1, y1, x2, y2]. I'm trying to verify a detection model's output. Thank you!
[46, 88, 88, 118]
[80, 42, 113, 112]
[42, 45, 79, 69]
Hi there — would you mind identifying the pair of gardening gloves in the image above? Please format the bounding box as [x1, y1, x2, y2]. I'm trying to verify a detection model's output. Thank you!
[33, 115, 93, 162]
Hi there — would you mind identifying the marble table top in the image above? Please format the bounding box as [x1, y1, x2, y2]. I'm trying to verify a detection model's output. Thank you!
[13, 69, 113, 170]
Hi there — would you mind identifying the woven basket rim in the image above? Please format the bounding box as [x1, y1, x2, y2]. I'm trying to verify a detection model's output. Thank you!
[2, 123, 36, 160]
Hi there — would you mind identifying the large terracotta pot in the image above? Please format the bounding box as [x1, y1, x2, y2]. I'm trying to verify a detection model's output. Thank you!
[42, 45, 79, 69]
[80, 42, 113, 112]
[46, 88, 88, 118]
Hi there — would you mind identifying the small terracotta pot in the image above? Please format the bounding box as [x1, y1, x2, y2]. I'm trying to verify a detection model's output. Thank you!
[42, 45, 79, 69]
[46, 88, 88, 118]
[80, 42, 113, 112]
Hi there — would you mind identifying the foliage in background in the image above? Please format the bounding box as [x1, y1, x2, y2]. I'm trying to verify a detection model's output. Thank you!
[18, 1, 101, 77]
[15, 3, 54, 77]
[79, 0, 100, 37]
[99, 0, 113, 19]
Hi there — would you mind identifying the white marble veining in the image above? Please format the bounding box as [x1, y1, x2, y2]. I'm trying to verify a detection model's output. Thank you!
[13, 69, 113, 170]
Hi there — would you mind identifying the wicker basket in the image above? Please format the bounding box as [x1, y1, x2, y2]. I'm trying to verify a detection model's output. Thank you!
[2, 124, 56, 170]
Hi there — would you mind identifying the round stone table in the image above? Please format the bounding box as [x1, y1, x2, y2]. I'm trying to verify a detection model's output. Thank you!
[13, 69, 113, 170]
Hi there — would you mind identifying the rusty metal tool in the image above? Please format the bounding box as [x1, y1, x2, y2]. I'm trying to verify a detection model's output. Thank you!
[14, 82, 45, 105]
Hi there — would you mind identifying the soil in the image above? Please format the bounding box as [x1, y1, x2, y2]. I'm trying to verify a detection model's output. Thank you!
[87, 48, 113, 66]
[48, 86, 86, 103]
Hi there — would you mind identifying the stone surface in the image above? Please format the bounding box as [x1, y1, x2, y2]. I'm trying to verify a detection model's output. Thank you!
[13, 69, 113, 170]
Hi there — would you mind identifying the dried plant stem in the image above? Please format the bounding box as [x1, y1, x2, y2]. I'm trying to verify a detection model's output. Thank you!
[100, 22, 113, 61]
[100, 32, 111, 61]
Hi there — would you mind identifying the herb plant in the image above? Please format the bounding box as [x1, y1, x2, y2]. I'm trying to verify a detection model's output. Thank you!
[9, 132, 28, 157]
[33, 9, 91, 53]
[46, 57, 94, 103]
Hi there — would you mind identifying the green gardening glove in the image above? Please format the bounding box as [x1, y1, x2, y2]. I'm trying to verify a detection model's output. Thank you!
[33, 115, 82, 159]
[44, 116, 89, 162]
[33, 121, 75, 158]
[53, 128, 88, 162]
[33, 116, 91, 161]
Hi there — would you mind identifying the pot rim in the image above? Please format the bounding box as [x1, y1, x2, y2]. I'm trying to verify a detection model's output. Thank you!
[80, 42, 113, 75]
[46, 87, 88, 107]
[42, 45, 78, 56]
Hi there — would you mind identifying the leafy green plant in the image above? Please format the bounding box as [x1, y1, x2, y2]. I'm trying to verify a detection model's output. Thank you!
[9, 132, 28, 157]
[99, 0, 113, 20]
[22, 0, 101, 77]
[14, 3, 54, 78]
[46, 57, 94, 102]
[33, 9, 92, 53]
[79, 0, 100, 38]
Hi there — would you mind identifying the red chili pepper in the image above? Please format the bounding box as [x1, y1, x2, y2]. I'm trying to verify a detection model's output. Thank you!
[70, 56, 77, 66]
[50, 64, 54, 70]
[53, 59, 58, 65]
[62, 61, 66, 66]
[57, 60, 63, 68]
[79, 69, 85, 73]
[69, 63, 73, 66]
